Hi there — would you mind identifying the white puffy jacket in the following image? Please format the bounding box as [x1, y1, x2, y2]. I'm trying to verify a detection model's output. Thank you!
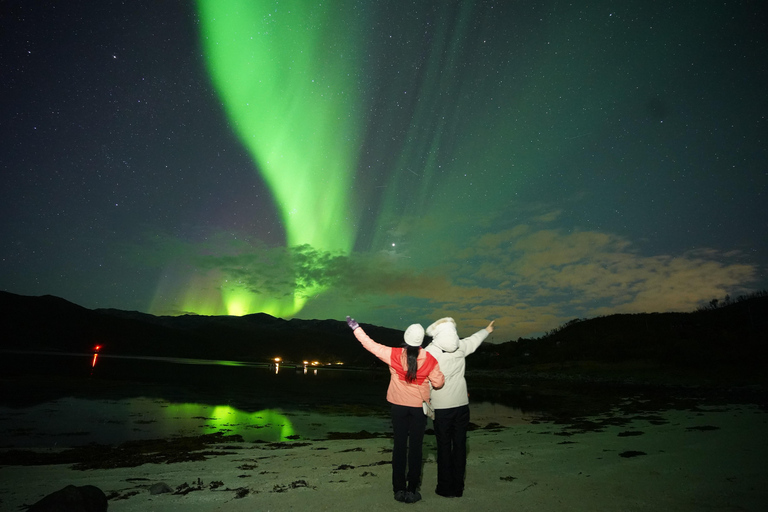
[424, 317, 489, 409]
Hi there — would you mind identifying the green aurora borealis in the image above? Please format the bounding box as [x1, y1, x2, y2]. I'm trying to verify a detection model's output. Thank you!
[196, 1, 365, 317]
[189, 1, 545, 320]
[133, 1, 768, 329]
[1, 0, 766, 337]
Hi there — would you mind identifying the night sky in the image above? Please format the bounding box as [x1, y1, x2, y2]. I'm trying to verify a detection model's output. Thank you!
[2, 1, 766, 338]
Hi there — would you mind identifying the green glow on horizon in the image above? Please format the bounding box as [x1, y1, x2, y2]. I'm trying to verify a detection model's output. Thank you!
[220, 281, 301, 318]
[177, 272, 226, 316]
[195, 1, 365, 316]
[174, 278, 301, 318]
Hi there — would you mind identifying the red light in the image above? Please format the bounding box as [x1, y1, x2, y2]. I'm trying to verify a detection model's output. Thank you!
[91, 345, 102, 371]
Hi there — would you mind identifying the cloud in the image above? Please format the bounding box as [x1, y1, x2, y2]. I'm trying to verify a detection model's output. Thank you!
[532, 209, 563, 223]
[139, 224, 759, 339]
[457, 225, 757, 326]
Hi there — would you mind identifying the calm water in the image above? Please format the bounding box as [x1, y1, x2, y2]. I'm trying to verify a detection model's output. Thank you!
[0, 351, 536, 449]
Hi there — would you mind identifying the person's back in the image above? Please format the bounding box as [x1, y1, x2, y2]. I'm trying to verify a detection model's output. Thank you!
[424, 317, 494, 498]
[347, 316, 444, 504]
[425, 318, 488, 409]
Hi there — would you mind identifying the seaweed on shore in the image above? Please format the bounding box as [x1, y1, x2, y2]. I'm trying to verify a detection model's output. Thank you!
[619, 450, 646, 458]
[326, 430, 388, 440]
[0, 432, 244, 469]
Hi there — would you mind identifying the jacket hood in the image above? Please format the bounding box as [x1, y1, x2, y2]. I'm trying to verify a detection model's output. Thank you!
[426, 317, 460, 353]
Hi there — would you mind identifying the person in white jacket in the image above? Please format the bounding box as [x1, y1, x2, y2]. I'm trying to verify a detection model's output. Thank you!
[425, 317, 494, 498]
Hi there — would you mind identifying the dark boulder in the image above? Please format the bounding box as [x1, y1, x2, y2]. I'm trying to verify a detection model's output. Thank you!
[149, 482, 173, 495]
[28, 485, 107, 512]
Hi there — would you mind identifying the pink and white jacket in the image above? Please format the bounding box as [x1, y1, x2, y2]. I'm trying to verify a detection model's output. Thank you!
[353, 327, 444, 407]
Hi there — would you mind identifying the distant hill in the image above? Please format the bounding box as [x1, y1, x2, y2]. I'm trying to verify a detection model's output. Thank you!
[0, 291, 403, 366]
[3, 291, 767, 384]
[474, 293, 768, 383]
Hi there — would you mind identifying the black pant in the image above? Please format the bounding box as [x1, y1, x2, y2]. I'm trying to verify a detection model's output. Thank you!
[390, 404, 427, 493]
[433, 404, 470, 497]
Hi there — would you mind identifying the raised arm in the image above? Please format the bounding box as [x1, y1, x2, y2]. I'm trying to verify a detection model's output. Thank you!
[459, 320, 495, 356]
[346, 316, 392, 364]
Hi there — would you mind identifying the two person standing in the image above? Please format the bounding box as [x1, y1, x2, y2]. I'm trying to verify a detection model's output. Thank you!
[346, 315, 494, 502]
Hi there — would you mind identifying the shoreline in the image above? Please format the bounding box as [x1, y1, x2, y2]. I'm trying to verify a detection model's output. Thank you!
[2, 402, 767, 511]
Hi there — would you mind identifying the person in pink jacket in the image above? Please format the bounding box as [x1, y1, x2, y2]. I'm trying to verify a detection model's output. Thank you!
[346, 316, 445, 504]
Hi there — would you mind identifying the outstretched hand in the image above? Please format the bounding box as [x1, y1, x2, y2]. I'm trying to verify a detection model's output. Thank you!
[346, 316, 360, 331]
[486, 320, 495, 333]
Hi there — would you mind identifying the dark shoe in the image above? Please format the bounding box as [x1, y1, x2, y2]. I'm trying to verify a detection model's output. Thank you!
[405, 491, 422, 503]
[435, 487, 456, 498]
[394, 490, 407, 502]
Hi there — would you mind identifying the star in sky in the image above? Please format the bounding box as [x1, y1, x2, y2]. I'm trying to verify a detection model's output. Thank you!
[0, 0, 766, 337]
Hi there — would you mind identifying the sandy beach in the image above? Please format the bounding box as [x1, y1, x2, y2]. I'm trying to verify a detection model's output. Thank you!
[2, 400, 766, 512]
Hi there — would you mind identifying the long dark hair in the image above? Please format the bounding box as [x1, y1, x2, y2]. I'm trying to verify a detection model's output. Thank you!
[405, 345, 420, 383]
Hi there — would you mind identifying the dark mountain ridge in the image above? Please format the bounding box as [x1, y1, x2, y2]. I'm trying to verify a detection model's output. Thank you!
[474, 292, 768, 383]
[2, 291, 766, 383]
[0, 291, 402, 366]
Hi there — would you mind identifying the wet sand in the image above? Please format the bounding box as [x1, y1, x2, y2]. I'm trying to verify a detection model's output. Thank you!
[1, 402, 766, 511]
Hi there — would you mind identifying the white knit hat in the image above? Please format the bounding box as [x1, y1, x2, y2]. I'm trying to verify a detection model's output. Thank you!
[403, 324, 425, 347]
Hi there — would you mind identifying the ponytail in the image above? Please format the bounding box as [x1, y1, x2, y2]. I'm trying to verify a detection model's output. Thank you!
[405, 345, 420, 383]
